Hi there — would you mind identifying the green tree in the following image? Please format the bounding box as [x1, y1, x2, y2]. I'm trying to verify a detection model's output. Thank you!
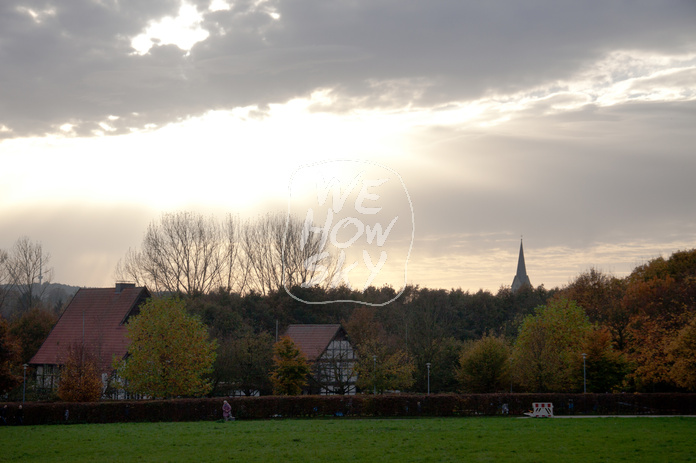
[457, 335, 511, 393]
[581, 328, 630, 393]
[270, 336, 310, 395]
[214, 331, 274, 396]
[416, 337, 463, 393]
[0, 317, 22, 395]
[58, 343, 103, 402]
[115, 297, 217, 399]
[512, 298, 593, 392]
[355, 339, 414, 393]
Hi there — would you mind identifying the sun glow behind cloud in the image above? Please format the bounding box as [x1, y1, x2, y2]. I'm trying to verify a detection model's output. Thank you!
[2, 41, 695, 289]
[130, 3, 209, 55]
[3, 48, 694, 213]
[0, 96, 418, 215]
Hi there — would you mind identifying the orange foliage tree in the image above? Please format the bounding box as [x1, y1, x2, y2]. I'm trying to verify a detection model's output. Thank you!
[58, 343, 103, 402]
[669, 315, 696, 391]
[621, 250, 696, 390]
[10, 307, 57, 364]
[562, 268, 629, 349]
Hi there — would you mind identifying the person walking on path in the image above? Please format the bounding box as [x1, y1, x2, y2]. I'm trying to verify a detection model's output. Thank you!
[222, 400, 233, 422]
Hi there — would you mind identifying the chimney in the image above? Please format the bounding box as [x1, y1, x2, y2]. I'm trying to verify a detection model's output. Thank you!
[115, 282, 136, 294]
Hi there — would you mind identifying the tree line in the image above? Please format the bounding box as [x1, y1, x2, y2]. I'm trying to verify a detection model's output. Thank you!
[2, 211, 696, 400]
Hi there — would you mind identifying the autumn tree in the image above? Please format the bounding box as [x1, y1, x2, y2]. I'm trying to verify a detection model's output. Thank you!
[343, 306, 388, 348]
[270, 336, 310, 395]
[10, 307, 57, 363]
[669, 315, 696, 391]
[562, 268, 629, 349]
[621, 251, 696, 390]
[512, 298, 593, 392]
[457, 334, 511, 393]
[115, 297, 217, 398]
[58, 343, 103, 402]
[0, 317, 22, 395]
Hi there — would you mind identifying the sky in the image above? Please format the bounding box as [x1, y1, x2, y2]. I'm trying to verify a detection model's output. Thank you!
[1, 0, 695, 293]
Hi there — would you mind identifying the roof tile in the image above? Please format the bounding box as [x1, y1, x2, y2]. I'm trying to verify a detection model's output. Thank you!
[30, 286, 149, 373]
[283, 324, 343, 361]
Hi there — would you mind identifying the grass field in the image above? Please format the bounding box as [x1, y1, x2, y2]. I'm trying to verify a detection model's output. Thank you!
[1, 416, 695, 462]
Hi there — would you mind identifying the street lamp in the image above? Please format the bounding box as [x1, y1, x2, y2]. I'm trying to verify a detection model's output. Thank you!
[373, 355, 377, 395]
[581, 353, 587, 393]
[23, 364, 28, 403]
[426, 363, 431, 395]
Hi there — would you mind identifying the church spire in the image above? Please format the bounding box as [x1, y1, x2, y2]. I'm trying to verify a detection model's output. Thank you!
[511, 238, 531, 292]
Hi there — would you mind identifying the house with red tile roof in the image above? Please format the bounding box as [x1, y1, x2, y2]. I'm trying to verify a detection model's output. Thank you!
[284, 324, 357, 395]
[30, 283, 150, 397]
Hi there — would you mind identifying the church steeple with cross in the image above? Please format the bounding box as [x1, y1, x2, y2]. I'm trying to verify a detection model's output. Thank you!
[511, 238, 532, 292]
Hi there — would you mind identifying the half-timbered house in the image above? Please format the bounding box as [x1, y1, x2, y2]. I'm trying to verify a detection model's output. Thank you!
[284, 324, 357, 395]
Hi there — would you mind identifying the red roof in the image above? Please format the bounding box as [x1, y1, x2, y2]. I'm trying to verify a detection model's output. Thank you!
[283, 324, 344, 361]
[30, 285, 149, 373]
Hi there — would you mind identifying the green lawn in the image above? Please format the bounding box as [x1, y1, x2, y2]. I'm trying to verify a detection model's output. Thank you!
[1, 417, 695, 462]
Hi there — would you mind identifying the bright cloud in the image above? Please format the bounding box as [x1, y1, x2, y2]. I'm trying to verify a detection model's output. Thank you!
[131, 2, 210, 55]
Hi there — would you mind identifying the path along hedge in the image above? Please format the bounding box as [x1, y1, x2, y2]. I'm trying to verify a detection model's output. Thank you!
[2, 393, 696, 426]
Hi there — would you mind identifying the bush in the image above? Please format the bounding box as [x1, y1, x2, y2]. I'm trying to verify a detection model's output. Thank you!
[2, 393, 696, 425]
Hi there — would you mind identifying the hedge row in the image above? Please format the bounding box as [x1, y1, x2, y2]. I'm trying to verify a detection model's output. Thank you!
[2, 393, 696, 426]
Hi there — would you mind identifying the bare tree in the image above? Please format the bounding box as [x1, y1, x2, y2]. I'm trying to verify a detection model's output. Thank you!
[241, 213, 283, 295]
[240, 213, 333, 295]
[4, 236, 53, 313]
[116, 212, 241, 295]
[0, 249, 12, 313]
[220, 214, 249, 294]
[116, 211, 336, 297]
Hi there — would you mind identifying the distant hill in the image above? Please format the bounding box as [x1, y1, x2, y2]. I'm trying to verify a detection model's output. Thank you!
[0, 282, 80, 317]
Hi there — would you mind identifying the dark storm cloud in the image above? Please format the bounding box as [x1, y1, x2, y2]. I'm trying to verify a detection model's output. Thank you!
[1, 0, 695, 138]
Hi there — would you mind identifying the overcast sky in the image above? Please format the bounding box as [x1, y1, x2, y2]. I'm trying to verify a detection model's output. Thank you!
[1, 0, 695, 293]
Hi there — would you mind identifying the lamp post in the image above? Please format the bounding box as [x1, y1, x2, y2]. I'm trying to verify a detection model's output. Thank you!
[581, 353, 587, 393]
[426, 363, 431, 395]
[22, 364, 28, 403]
[373, 355, 377, 395]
